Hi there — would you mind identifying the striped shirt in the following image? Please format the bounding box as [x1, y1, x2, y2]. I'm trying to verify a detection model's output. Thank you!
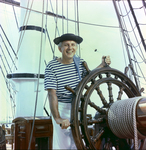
[44, 57, 87, 103]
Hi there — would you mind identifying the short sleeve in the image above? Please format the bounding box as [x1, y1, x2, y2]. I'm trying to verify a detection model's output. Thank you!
[44, 64, 57, 90]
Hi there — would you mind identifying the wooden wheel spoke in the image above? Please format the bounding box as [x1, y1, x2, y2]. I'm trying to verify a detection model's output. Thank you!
[88, 101, 106, 114]
[115, 75, 118, 79]
[92, 128, 104, 143]
[86, 114, 92, 120]
[87, 118, 104, 125]
[107, 82, 114, 103]
[81, 134, 84, 139]
[82, 61, 90, 74]
[96, 86, 109, 107]
[106, 72, 111, 78]
[78, 107, 82, 112]
[65, 85, 76, 95]
[99, 74, 102, 79]
[117, 87, 124, 100]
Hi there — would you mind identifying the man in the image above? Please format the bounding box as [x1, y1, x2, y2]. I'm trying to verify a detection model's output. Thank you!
[44, 33, 111, 149]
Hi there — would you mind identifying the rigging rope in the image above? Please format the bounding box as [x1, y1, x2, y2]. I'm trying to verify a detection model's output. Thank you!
[108, 97, 146, 149]
[8, 0, 33, 71]
[28, 0, 45, 149]
[133, 5, 144, 10]
[16, 0, 34, 56]
[135, 61, 146, 82]
[0, 66, 15, 119]
[131, 58, 146, 64]
[0, 55, 8, 74]
[11, 2, 19, 30]
[76, 0, 80, 36]
[46, 29, 55, 58]
[142, 0, 146, 15]
[134, 40, 143, 48]
[45, 0, 48, 35]
[0, 25, 17, 57]
[127, 0, 146, 52]
[62, 0, 64, 34]
[122, 1, 145, 54]
[74, 0, 77, 34]
[125, 34, 146, 62]
[119, 0, 146, 61]
[124, 25, 137, 33]
[120, 10, 131, 17]
[130, 45, 141, 88]
[49, 0, 60, 36]
[118, 1, 143, 50]
[44, 0, 51, 114]
[0, 34, 17, 70]
[1, 0, 121, 29]
[1, 0, 121, 30]
[113, 0, 140, 90]
[53, 0, 59, 57]
[0, 45, 12, 73]
[45, 0, 55, 59]
[67, 0, 68, 33]
[0, 66, 6, 80]
[119, 29, 127, 67]
[76, 0, 81, 57]
[115, 0, 146, 88]
[67, 17, 120, 29]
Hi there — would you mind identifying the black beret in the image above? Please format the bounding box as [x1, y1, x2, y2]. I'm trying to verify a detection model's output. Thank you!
[53, 33, 83, 45]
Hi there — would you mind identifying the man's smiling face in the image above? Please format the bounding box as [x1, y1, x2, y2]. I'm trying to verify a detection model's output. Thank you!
[59, 40, 78, 61]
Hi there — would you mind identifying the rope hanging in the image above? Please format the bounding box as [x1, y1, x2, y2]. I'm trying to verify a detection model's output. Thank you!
[108, 96, 146, 149]
[62, 0, 64, 34]
[118, 0, 146, 60]
[114, 0, 146, 90]
[76, 0, 81, 57]
[28, 0, 45, 149]
[16, 0, 33, 55]
[12, 4, 19, 30]
[0, 25, 17, 58]
[67, 0, 68, 33]
[0, 34, 17, 70]
[53, 0, 59, 56]
[74, 0, 77, 34]
[10, 0, 35, 71]
[49, 0, 60, 36]
[0, 45, 12, 73]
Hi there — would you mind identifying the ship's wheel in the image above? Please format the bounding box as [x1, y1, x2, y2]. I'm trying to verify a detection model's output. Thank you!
[65, 63, 146, 150]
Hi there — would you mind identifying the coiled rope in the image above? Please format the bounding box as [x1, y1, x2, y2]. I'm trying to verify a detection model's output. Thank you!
[108, 96, 146, 149]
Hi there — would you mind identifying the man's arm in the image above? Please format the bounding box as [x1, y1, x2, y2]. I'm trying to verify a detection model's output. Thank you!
[47, 89, 70, 129]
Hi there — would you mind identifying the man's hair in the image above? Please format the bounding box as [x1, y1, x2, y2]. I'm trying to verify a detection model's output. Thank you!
[58, 42, 62, 48]
[58, 42, 78, 48]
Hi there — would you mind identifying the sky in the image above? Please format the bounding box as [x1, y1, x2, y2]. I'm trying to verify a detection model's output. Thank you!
[0, 0, 146, 123]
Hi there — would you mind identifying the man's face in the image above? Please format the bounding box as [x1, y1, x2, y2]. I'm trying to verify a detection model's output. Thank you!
[59, 40, 77, 60]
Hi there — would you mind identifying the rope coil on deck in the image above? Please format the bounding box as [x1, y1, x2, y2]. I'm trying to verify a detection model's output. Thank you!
[108, 96, 146, 149]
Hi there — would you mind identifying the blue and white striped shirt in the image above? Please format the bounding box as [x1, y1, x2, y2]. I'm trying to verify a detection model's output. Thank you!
[44, 57, 87, 103]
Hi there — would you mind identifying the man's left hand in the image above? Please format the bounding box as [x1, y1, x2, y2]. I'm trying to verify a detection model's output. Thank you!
[102, 55, 111, 67]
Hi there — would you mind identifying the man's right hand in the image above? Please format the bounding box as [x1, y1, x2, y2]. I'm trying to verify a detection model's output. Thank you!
[55, 118, 70, 129]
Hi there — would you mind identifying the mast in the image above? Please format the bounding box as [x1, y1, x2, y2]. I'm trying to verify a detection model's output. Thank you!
[112, 0, 140, 90]
[7, 0, 46, 118]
